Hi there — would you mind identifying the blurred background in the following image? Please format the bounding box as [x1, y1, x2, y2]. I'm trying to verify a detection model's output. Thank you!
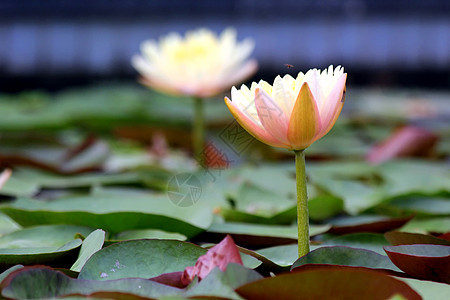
[0, 0, 449, 92]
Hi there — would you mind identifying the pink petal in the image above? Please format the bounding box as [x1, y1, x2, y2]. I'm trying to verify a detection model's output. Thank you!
[224, 97, 288, 148]
[181, 235, 243, 285]
[254, 88, 290, 146]
[313, 73, 347, 141]
[0, 169, 12, 189]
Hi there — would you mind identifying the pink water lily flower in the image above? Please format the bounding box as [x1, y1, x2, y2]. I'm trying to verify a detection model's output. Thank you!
[132, 28, 257, 98]
[181, 235, 242, 285]
[225, 65, 347, 150]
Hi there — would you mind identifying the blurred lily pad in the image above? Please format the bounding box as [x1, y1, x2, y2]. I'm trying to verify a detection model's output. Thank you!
[0, 239, 82, 269]
[0, 224, 93, 249]
[0, 195, 212, 238]
[321, 233, 389, 255]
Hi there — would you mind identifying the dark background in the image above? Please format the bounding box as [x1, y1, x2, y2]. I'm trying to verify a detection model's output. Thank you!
[0, 0, 449, 92]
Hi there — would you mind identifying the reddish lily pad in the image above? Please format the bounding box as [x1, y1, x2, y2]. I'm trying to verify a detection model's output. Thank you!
[328, 215, 413, 235]
[384, 244, 450, 283]
[236, 265, 421, 300]
[385, 231, 450, 246]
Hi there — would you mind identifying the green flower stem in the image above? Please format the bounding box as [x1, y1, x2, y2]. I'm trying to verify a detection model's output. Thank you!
[193, 97, 205, 166]
[295, 149, 310, 257]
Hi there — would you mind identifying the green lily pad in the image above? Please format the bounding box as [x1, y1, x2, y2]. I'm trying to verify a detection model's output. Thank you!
[313, 178, 383, 215]
[381, 196, 450, 216]
[291, 246, 401, 272]
[1, 266, 179, 299]
[0, 225, 93, 249]
[385, 231, 450, 246]
[0, 239, 82, 269]
[208, 222, 330, 248]
[0, 213, 20, 237]
[378, 160, 450, 197]
[112, 229, 187, 241]
[71, 229, 105, 272]
[308, 195, 344, 221]
[322, 233, 390, 255]
[78, 239, 206, 280]
[399, 217, 450, 234]
[399, 277, 450, 300]
[0, 264, 23, 282]
[0, 175, 39, 197]
[0, 195, 212, 238]
[328, 215, 412, 234]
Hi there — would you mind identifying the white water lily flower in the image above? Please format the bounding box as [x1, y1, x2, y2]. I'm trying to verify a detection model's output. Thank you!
[132, 28, 257, 98]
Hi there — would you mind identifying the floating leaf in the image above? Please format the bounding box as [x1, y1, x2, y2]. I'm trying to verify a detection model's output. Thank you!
[322, 233, 389, 255]
[385, 231, 450, 246]
[230, 163, 296, 199]
[1, 266, 179, 299]
[399, 277, 450, 300]
[207, 222, 329, 248]
[0, 213, 20, 236]
[9, 167, 143, 189]
[328, 215, 413, 235]
[313, 178, 383, 215]
[384, 244, 450, 283]
[308, 195, 344, 221]
[0, 239, 81, 269]
[0, 138, 108, 174]
[1, 195, 212, 238]
[0, 225, 93, 249]
[78, 239, 206, 280]
[399, 217, 450, 234]
[0, 174, 39, 197]
[71, 229, 105, 272]
[381, 196, 450, 216]
[0, 264, 23, 282]
[112, 229, 187, 241]
[236, 265, 421, 300]
[291, 246, 400, 272]
[219, 182, 297, 225]
[378, 160, 450, 197]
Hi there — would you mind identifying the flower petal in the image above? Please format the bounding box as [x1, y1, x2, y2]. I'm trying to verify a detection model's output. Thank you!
[287, 82, 321, 150]
[224, 97, 287, 148]
[181, 235, 243, 285]
[272, 75, 296, 117]
[255, 88, 290, 146]
[314, 73, 347, 141]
